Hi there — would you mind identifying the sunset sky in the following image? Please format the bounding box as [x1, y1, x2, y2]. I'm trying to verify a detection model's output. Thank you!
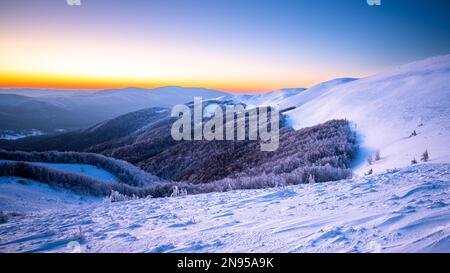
[1, 0, 449, 92]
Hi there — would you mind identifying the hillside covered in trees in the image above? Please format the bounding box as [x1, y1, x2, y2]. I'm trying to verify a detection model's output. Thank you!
[0, 101, 358, 197]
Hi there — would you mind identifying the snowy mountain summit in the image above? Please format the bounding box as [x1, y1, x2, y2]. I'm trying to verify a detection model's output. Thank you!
[241, 54, 450, 176]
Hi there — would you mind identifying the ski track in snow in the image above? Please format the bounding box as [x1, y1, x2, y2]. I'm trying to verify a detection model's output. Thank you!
[1, 163, 449, 253]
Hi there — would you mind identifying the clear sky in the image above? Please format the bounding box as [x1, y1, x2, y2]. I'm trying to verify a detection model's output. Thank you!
[0, 0, 449, 92]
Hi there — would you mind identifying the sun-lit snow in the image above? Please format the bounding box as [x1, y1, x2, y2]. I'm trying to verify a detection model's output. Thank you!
[237, 88, 307, 108]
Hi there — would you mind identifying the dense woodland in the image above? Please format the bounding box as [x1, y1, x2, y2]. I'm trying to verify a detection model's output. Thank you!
[0, 103, 358, 198]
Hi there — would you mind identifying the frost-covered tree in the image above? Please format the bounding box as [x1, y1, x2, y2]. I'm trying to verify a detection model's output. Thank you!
[421, 150, 429, 162]
[170, 185, 180, 197]
[108, 190, 130, 202]
[0, 119, 359, 197]
[0, 149, 162, 186]
[180, 188, 188, 196]
[308, 174, 316, 184]
[139, 119, 356, 186]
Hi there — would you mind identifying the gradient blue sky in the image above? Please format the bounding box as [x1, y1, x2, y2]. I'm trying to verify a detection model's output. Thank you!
[1, 0, 449, 92]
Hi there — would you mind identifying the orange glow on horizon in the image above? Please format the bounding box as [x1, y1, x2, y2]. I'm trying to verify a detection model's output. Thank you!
[0, 71, 321, 93]
[0, 22, 342, 94]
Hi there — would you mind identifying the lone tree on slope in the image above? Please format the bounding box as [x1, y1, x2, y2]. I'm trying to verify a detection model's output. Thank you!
[421, 150, 429, 162]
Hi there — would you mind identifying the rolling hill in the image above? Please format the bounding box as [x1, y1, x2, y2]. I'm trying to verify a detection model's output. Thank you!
[0, 86, 227, 135]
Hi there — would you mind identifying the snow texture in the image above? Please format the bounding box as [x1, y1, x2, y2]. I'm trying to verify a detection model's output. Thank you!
[0, 163, 448, 253]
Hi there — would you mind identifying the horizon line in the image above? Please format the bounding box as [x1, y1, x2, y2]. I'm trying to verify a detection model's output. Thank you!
[0, 83, 315, 94]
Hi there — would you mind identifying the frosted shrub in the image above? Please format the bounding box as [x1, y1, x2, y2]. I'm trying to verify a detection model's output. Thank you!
[374, 150, 381, 161]
[170, 185, 188, 197]
[108, 190, 130, 202]
[71, 226, 86, 242]
[170, 186, 180, 197]
[180, 188, 188, 196]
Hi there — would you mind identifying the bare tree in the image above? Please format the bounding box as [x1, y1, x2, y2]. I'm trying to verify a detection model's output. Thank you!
[374, 150, 381, 161]
[367, 155, 373, 165]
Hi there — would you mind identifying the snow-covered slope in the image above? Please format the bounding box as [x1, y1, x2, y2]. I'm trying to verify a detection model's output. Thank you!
[0, 177, 99, 214]
[237, 87, 306, 108]
[243, 55, 450, 175]
[28, 162, 118, 183]
[236, 79, 356, 110]
[278, 78, 357, 109]
[1, 163, 448, 253]
[291, 55, 450, 175]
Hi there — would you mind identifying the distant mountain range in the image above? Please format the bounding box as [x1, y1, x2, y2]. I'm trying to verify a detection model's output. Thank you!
[0, 86, 227, 135]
